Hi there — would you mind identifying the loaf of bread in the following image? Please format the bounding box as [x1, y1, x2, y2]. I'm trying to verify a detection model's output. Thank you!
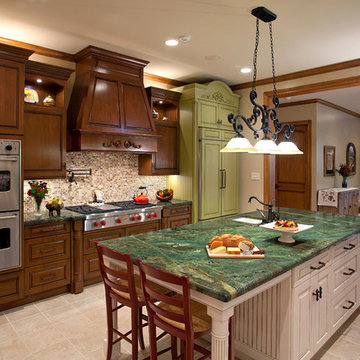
[210, 240, 223, 250]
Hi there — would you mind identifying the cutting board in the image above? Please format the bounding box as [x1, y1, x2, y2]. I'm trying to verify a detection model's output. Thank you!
[206, 245, 264, 259]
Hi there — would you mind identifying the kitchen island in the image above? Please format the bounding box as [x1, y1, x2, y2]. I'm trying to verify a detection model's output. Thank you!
[101, 209, 360, 360]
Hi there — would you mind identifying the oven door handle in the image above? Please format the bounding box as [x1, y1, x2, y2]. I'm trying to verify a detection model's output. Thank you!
[0, 215, 18, 220]
[0, 156, 18, 162]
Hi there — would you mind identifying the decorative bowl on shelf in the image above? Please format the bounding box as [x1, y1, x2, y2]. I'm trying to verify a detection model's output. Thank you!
[43, 94, 55, 106]
[24, 87, 39, 103]
[156, 188, 173, 202]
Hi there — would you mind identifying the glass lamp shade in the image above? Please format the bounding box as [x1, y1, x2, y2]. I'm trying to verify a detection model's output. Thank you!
[220, 136, 254, 152]
[276, 140, 303, 155]
[251, 138, 278, 154]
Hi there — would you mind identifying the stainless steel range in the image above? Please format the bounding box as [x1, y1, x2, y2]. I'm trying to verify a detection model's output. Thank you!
[66, 201, 162, 231]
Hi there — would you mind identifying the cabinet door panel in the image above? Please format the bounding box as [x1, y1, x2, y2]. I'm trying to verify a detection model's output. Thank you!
[24, 107, 65, 178]
[221, 150, 239, 216]
[200, 140, 221, 220]
[293, 279, 313, 360]
[312, 270, 330, 353]
[0, 60, 24, 135]
[198, 100, 218, 128]
[219, 104, 236, 130]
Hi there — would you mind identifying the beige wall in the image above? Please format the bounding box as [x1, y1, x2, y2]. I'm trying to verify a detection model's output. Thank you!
[234, 65, 360, 213]
[316, 103, 360, 190]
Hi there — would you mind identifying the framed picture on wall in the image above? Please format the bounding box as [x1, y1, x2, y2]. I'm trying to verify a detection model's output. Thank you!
[346, 142, 356, 175]
[324, 145, 336, 176]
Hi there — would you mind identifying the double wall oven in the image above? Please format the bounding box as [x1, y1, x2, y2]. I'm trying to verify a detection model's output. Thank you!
[0, 140, 21, 271]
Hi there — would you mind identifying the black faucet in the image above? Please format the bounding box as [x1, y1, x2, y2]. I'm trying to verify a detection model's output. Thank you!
[248, 196, 279, 223]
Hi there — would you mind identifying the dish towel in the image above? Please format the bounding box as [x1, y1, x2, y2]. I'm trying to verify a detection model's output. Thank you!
[317, 188, 358, 207]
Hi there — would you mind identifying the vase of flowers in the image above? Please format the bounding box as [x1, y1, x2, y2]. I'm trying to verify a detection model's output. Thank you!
[27, 181, 49, 216]
[336, 164, 351, 188]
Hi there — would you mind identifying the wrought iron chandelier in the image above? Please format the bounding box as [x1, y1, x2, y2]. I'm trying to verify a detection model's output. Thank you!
[221, 7, 303, 155]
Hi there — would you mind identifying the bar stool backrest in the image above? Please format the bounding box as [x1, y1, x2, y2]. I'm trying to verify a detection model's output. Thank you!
[96, 243, 139, 307]
[137, 259, 193, 339]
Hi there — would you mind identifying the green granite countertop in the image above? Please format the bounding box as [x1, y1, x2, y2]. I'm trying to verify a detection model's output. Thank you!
[24, 209, 85, 226]
[101, 208, 360, 302]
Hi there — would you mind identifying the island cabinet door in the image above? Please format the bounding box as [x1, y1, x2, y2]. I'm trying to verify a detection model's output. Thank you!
[292, 279, 313, 360]
[311, 268, 331, 353]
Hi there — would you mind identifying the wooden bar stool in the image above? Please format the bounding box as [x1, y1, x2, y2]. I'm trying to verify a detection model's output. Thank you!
[137, 259, 233, 360]
[96, 243, 170, 360]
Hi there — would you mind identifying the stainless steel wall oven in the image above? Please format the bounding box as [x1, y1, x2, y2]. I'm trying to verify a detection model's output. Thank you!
[0, 140, 21, 270]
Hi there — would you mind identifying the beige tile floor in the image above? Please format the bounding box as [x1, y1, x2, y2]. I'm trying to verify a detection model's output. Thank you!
[0, 283, 359, 360]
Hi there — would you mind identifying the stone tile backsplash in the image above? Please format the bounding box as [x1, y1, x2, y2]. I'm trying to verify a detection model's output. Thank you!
[24, 152, 167, 213]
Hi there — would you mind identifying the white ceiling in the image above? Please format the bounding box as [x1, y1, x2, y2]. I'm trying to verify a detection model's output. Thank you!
[0, 0, 359, 85]
[281, 86, 360, 115]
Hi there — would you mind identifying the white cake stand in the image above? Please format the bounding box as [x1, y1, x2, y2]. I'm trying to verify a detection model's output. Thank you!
[260, 221, 314, 243]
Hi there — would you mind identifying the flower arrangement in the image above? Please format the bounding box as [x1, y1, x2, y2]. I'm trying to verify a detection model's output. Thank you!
[27, 181, 49, 214]
[336, 164, 351, 177]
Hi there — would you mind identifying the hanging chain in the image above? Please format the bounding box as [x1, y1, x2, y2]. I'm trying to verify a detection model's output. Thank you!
[269, 22, 277, 98]
[252, 18, 260, 91]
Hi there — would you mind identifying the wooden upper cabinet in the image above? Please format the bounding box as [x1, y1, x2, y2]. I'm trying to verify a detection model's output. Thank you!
[24, 61, 73, 179]
[139, 87, 181, 175]
[0, 44, 33, 135]
[67, 46, 157, 153]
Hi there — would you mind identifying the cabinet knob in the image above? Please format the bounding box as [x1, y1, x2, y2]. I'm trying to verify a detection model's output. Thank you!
[5, 145, 12, 151]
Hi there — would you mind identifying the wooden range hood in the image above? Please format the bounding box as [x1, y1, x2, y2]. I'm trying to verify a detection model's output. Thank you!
[67, 46, 158, 153]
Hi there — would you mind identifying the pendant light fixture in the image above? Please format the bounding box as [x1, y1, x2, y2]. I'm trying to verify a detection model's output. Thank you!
[221, 7, 303, 155]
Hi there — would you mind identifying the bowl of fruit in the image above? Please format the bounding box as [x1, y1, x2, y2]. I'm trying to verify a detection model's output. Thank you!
[156, 188, 174, 202]
[46, 197, 64, 217]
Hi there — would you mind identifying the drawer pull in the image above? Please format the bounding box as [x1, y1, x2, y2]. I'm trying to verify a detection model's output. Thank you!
[342, 300, 355, 310]
[40, 248, 56, 254]
[40, 274, 57, 281]
[344, 243, 355, 250]
[319, 286, 323, 299]
[343, 268, 355, 276]
[310, 261, 325, 270]
[312, 289, 320, 301]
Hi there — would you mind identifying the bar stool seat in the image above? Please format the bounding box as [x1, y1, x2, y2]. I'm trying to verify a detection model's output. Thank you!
[157, 296, 211, 333]
[113, 274, 169, 302]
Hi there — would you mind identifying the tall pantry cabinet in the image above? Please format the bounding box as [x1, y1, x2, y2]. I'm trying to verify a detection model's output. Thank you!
[169, 81, 240, 223]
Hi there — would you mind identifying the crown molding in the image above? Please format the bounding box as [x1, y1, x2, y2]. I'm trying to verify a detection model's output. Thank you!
[231, 58, 360, 91]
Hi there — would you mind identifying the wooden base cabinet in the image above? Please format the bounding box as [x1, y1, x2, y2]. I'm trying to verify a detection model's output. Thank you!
[0, 271, 24, 306]
[161, 205, 192, 229]
[317, 188, 359, 215]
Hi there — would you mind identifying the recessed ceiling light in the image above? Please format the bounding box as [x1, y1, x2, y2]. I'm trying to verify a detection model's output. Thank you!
[165, 39, 179, 47]
[159, 101, 163, 104]
[240, 67, 252, 74]
[36, 78, 42, 83]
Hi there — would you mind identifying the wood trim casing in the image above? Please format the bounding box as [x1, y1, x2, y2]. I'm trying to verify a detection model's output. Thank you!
[231, 59, 360, 90]
[279, 99, 360, 119]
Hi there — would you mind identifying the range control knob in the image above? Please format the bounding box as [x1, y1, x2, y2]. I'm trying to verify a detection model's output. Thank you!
[93, 221, 99, 227]
[137, 215, 142, 220]
[5, 145, 12, 151]
[116, 218, 122, 224]
[147, 213, 152, 218]
[100, 220, 106, 226]
[153, 213, 158, 218]
[131, 215, 136, 221]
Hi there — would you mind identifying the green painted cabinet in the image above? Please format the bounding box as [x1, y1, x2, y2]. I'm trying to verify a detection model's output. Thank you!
[199, 130, 239, 220]
[168, 81, 240, 223]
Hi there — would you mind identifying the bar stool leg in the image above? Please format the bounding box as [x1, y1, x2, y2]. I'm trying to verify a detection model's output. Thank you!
[111, 298, 121, 360]
[138, 307, 145, 350]
[105, 292, 113, 360]
[131, 308, 139, 360]
[170, 335, 177, 359]
[148, 318, 158, 360]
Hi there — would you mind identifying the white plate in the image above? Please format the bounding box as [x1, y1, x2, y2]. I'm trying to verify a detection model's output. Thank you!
[260, 221, 313, 243]
[232, 217, 263, 225]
